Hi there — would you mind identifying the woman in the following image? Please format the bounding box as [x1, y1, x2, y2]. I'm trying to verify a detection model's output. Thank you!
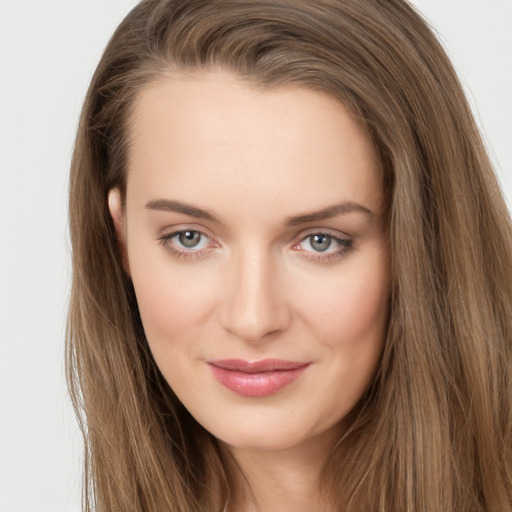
[66, 0, 512, 511]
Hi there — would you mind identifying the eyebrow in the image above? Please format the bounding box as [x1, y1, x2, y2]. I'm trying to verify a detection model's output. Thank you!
[145, 199, 219, 222]
[144, 199, 373, 225]
[285, 202, 373, 225]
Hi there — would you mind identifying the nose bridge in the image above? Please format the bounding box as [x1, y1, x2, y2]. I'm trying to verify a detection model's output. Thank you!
[221, 244, 289, 341]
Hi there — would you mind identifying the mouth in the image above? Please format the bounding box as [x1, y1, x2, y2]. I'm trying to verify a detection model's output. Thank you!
[207, 359, 310, 397]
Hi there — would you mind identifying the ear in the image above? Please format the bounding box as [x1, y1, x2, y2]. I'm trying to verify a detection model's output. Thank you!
[108, 188, 131, 277]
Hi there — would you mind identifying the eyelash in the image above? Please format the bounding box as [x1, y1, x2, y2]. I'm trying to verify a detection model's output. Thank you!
[157, 229, 354, 263]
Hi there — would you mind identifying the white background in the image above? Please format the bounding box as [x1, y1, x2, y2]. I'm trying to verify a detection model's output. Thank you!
[0, 1, 510, 511]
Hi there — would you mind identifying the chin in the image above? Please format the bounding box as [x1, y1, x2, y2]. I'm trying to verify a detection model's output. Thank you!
[197, 407, 345, 454]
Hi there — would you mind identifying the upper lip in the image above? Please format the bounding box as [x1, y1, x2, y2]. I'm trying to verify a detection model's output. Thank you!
[207, 359, 310, 374]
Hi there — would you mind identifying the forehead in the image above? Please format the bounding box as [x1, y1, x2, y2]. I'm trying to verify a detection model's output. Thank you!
[126, 71, 383, 218]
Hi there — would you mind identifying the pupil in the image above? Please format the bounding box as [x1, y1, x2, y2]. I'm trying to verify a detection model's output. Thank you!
[311, 234, 331, 252]
[179, 231, 201, 248]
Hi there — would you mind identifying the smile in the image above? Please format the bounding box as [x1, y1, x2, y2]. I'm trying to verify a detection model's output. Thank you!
[207, 359, 310, 397]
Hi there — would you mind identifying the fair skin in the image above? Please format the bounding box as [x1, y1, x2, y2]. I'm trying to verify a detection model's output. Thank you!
[109, 71, 390, 512]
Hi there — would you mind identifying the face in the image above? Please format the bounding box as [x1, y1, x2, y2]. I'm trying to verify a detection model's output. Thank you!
[109, 71, 390, 452]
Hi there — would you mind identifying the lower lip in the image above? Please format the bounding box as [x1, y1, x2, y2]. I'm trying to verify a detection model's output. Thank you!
[208, 364, 309, 397]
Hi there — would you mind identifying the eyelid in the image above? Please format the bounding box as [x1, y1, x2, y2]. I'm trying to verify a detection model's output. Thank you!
[157, 222, 218, 240]
[292, 227, 352, 245]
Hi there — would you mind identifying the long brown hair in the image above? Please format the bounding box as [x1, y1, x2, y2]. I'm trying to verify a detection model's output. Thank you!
[67, 1, 512, 510]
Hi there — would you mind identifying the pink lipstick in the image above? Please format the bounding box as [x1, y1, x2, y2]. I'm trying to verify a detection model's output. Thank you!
[207, 359, 310, 397]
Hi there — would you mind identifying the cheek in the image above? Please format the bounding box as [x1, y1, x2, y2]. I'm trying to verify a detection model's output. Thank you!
[294, 246, 390, 371]
[295, 254, 389, 422]
[297, 250, 389, 344]
[127, 246, 219, 355]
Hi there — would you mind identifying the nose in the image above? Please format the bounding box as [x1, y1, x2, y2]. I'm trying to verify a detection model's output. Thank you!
[219, 249, 291, 342]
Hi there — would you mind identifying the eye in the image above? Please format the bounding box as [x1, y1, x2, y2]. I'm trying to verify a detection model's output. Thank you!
[158, 229, 217, 260]
[304, 233, 334, 252]
[294, 231, 353, 262]
[175, 230, 207, 249]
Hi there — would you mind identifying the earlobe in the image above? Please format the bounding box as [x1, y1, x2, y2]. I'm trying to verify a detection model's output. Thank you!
[107, 188, 131, 277]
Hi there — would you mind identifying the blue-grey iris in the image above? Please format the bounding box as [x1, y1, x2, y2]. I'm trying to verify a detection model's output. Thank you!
[311, 234, 331, 252]
[179, 231, 201, 248]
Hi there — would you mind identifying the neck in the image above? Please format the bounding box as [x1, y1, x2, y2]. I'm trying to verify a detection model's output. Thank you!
[221, 426, 341, 512]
